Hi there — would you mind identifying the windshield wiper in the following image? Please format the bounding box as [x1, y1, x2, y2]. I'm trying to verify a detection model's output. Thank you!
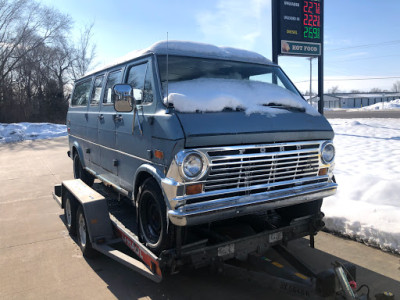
[263, 103, 305, 113]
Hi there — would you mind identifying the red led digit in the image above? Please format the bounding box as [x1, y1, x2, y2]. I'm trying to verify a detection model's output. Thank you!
[308, 14, 313, 26]
[313, 14, 317, 27]
[303, 14, 308, 26]
[316, 3, 320, 14]
[308, 1, 313, 13]
[304, 1, 308, 13]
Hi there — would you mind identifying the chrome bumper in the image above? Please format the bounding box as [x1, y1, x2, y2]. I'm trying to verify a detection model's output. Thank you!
[167, 182, 337, 226]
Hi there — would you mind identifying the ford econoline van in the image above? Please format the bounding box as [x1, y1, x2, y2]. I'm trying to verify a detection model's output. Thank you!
[67, 41, 337, 254]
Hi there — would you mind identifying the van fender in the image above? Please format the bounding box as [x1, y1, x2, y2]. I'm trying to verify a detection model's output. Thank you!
[71, 140, 87, 168]
[133, 164, 172, 209]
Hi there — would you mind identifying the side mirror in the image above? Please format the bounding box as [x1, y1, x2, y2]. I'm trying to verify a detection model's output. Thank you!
[113, 84, 133, 112]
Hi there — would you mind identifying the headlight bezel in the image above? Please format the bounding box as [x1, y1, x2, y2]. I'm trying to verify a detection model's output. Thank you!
[175, 150, 209, 181]
[321, 141, 335, 164]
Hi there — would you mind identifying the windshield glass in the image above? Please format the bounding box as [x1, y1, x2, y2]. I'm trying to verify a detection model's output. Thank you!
[156, 55, 316, 115]
[157, 55, 300, 95]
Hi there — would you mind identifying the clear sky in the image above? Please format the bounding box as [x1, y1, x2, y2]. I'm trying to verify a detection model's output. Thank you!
[40, 0, 400, 93]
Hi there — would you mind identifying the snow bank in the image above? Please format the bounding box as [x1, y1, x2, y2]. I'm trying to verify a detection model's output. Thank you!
[0, 123, 67, 144]
[323, 118, 400, 254]
[164, 78, 319, 116]
[86, 40, 271, 76]
[357, 99, 400, 111]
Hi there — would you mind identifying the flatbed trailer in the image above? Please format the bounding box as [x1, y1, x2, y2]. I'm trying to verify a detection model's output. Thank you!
[53, 179, 370, 299]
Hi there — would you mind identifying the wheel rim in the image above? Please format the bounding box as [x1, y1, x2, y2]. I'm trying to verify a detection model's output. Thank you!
[142, 194, 162, 244]
[65, 199, 72, 228]
[78, 213, 87, 248]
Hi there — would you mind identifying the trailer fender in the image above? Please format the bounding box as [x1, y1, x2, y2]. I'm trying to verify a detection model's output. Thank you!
[61, 179, 114, 243]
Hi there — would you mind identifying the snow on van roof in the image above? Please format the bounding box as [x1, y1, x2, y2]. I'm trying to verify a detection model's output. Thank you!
[85, 41, 272, 77]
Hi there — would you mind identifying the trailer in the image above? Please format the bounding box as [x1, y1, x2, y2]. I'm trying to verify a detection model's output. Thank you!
[53, 179, 371, 299]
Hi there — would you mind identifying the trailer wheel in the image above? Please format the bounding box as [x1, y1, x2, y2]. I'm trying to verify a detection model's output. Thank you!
[138, 178, 172, 255]
[76, 206, 96, 258]
[64, 195, 77, 235]
[73, 153, 94, 187]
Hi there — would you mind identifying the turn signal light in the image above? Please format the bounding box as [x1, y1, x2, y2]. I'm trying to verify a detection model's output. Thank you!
[318, 168, 328, 176]
[186, 184, 203, 195]
[154, 150, 164, 159]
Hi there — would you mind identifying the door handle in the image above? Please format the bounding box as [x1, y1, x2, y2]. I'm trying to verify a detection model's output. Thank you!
[98, 114, 104, 120]
[114, 114, 123, 122]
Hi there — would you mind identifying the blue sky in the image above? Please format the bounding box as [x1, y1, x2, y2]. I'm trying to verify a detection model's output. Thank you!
[41, 0, 400, 93]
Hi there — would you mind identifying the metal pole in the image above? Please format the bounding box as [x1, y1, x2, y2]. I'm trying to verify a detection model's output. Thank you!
[318, 0, 324, 115]
[308, 57, 313, 104]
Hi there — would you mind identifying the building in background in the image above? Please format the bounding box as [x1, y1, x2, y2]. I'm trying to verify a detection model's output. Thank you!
[307, 92, 400, 109]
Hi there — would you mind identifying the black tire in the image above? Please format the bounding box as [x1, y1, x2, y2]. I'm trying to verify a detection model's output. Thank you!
[64, 194, 77, 235]
[276, 199, 323, 222]
[73, 152, 94, 187]
[76, 206, 96, 258]
[138, 178, 173, 255]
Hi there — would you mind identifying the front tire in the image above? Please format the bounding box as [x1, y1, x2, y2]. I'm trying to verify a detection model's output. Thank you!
[76, 206, 96, 258]
[73, 152, 94, 187]
[138, 179, 173, 255]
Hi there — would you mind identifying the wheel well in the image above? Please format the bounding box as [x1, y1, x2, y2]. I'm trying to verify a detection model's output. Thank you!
[134, 172, 155, 201]
[71, 146, 77, 159]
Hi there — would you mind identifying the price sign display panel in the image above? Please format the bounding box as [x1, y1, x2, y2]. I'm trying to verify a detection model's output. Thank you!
[275, 0, 323, 56]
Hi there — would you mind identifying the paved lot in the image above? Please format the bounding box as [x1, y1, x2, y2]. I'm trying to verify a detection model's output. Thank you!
[1, 137, 399, 299]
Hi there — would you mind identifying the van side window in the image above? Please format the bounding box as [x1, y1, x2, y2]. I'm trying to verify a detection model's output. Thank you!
[103, 70, 122, 104]
[71, 79, 92, 106]
[91, 75, 104, 105]
[127, 62, 153, 104]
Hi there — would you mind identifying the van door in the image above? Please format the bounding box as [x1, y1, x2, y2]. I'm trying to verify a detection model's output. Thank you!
[116, 60, 156, 191]
[86, 74, 104, 169]
[98, 69, 123, 180]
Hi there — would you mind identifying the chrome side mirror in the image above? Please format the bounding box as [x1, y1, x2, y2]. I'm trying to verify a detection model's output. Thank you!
[113, 84, 133, 112]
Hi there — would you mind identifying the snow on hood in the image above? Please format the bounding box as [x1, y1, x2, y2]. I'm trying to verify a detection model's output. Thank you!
[85, 40, 271, 77]
[163, 78, 319, 116]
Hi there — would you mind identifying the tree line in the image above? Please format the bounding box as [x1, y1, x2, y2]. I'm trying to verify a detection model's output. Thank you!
[0, 0, 96, 123]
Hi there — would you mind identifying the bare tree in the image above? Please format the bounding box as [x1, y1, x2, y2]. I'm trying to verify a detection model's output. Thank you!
[71, 22, 97, 80]
[392, 81, 400, 93]
[370, 88, 382, 93]
[328, 86, 340, 95]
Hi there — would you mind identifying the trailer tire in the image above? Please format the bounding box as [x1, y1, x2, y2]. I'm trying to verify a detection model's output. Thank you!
[73, 153, 94, 187]
[138, 178, 172, 255]
[76, 206, 96, 258]
[64, 195, 77, 235]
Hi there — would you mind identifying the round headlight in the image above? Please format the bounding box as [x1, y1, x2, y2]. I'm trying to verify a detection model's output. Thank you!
[183, 153, 203, 179]
[321, 142, 335, 164]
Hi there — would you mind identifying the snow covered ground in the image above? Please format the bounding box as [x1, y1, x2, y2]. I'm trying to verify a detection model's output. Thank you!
[0, 123, 67, 144]
[0, 100, 399, 254]
[324, 117, 400, 254]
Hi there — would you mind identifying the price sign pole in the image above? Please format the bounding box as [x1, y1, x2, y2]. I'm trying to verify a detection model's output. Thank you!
[272, 0, 324, 114]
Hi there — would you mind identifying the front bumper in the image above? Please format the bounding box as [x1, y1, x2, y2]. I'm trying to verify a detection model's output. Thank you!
[167, 181, 337, 226]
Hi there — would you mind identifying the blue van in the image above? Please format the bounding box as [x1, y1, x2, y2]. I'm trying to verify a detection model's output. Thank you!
[67, 41, 337, 254]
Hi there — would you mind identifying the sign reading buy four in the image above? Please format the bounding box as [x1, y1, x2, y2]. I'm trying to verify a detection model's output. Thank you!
[278, 0, 322, 56]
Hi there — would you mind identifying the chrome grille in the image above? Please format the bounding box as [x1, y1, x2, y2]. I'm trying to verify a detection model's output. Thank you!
[204, 142, 321, 192]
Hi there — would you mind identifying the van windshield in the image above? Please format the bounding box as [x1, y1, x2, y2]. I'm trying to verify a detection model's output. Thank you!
[157, 55, 313, 115]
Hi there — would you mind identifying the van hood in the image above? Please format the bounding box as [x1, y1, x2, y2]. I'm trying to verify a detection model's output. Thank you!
[175, 111, 334, 148]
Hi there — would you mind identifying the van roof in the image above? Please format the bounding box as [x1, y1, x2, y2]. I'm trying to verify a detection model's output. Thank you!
[85, 40, 273, 77]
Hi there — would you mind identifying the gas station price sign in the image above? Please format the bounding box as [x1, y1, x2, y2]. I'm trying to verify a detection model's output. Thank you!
[274, 0, 323, 56]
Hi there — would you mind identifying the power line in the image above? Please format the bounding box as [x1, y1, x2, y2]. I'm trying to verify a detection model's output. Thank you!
[295, 76, 400, 84]
[325, 40, 400, 52]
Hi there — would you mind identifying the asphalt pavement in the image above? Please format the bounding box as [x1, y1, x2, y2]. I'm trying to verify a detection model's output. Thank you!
[0, 137, 399, 299]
